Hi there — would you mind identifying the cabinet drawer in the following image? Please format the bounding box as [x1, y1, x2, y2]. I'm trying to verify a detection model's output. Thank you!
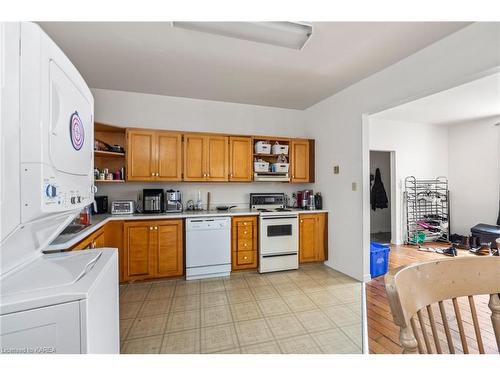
[237, 238, 254, 251]
[237, 225, 253, 240]
[237, 251, 255, 266]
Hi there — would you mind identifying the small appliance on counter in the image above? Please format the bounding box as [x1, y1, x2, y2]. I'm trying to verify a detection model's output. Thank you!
[111, 200, 135, 215]
[143, 189, 164, 213]
[165, 189, 183, 213]
[92, 195, 108, 214]
[297, 190, 313, 209]
[314, 192, 323, 210]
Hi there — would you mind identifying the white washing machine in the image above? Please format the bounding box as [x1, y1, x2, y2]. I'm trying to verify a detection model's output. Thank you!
[0, 23, 119, 354]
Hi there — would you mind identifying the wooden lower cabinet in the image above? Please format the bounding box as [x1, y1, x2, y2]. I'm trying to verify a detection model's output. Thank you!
[103, 221, 124, 282]
[299, 213, 327, 263]
[72, 228, 105, 250]
[231, 216, 258, 270]
[123, 220, 183, 281]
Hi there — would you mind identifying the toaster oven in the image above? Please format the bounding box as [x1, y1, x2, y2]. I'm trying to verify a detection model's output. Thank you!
[111, 200, 135, 215]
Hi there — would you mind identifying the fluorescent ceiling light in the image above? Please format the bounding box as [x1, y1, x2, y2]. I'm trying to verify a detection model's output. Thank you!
[172, 22, 312, 50]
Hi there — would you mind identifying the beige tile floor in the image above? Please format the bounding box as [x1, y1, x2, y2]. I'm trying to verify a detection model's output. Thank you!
[120, 264, 362, 354]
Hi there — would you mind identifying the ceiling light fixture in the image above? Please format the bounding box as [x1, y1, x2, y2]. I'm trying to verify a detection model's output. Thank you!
[172, 22, 312, 50]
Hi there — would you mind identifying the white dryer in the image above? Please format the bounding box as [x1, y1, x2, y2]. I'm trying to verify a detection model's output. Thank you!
[0, 23, 119, 354]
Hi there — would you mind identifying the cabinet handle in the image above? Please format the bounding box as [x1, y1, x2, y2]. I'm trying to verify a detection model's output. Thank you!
[149, 226, 153, 230]
[155, 173, 159, 176]
[244, 256, 248, 260]
[207, 173, 210, 177]
[230, 173, 233, 178]
[154, 226, 158, 230]
[300, 220, 303, 223]
[244, 231, 247, 234]
[151, 173, 154, 176]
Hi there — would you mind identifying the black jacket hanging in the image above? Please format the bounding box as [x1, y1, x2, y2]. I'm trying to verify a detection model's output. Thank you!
[371, 168, 388, 210]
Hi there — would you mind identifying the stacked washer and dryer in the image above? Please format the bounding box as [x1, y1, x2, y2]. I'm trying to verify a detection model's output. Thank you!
[0, 23, 119, 354]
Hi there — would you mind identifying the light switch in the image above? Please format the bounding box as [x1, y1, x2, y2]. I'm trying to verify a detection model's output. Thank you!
[333, 165, 340, 174]
[352, 182, 357, 191]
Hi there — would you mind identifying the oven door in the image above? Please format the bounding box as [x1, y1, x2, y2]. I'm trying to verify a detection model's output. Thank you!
[259, 215, 298, 256]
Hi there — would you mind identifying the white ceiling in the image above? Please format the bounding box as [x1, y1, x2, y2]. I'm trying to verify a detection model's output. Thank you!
[371, 72, 500, 125]
[38, 22, 469, 110]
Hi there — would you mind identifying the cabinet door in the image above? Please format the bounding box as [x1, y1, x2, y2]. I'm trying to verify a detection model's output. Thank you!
[104, 221, 124, 282]
[93, 230, 105, 248]
[291, 140, 310, 183]
[229, 137, 252, 182]
[299, 214, 319, 263]
[206, 136, 229, 181]
[126, 130, 156, 181]
[72, 236, 94, 250]
[299, 213, 327, 263]
[156, 131, 182, 181]
[124, 222, 155, 280]
[183, 134, 206, 181]
[155, 220, 184, 277]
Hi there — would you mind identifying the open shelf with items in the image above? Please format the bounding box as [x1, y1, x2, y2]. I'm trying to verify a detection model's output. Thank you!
[94, 150, 125, 158]
[252, 137, 290, 181]
[94, 123, 126, 182]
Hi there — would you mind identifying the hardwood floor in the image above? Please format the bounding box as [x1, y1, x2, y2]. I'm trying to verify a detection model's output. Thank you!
[366, 243, 498, 354]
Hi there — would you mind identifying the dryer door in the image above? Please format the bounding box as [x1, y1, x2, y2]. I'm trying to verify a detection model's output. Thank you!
[48, 60, 93, 176]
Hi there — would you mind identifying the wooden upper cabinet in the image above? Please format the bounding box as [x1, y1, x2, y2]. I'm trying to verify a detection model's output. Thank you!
[156, 132, 182, 181]
[206, 136, 229, 181]
[299, 213, 327, 263]
[184, 134, 206, 181]
[291, 140, 313, 183]
[126, 129, 156, 181]
[155, 220, 183, 277]
[229, 137, 252, 182]
[184, 134, 228, 181]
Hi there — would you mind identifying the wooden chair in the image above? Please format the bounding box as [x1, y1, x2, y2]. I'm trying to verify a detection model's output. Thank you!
[385, 256, 500, 354]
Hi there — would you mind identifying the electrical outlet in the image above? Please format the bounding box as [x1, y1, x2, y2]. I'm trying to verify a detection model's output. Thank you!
[352, 182, 357, 191]
[333, 165, 340, 174]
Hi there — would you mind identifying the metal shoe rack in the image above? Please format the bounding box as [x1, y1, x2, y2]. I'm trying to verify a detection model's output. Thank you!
[404, 176, 450, 244]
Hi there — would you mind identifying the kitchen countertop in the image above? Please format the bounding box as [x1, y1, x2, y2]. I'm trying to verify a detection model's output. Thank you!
[46, 208, 329, 251]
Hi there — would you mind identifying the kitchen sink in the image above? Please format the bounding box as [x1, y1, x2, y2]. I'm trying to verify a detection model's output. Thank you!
[60, 224, 90, 235]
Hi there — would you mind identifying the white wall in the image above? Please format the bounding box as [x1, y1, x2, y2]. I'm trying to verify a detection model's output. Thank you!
[448, 116, 500, 234]
[92, 89, 312, 206]
[369, 151, 391, 235]
[369, 119, 449, 244]
[304, 23, 500, 281]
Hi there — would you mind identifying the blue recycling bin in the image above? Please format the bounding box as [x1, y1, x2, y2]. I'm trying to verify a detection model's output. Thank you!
[370, 242, 390, 278]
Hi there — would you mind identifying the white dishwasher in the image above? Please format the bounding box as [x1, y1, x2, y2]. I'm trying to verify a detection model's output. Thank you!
[185, 217, 231, 280]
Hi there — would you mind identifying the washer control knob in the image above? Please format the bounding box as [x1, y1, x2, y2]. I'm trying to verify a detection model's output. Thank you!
[70, 196, 76, 204]
[45, 184, 57, 198]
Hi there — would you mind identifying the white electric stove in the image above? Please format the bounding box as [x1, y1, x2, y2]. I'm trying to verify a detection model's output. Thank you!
[250, 193, 299, 273]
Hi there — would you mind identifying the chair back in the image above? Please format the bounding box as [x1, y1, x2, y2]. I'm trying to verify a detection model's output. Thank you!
[385, 256, 500, 354]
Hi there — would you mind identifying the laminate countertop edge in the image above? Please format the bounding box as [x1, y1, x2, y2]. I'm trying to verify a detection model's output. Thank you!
[46, 209, 329, 251]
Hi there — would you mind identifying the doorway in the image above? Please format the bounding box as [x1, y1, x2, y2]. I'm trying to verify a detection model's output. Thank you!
[369, 151, 393, 244]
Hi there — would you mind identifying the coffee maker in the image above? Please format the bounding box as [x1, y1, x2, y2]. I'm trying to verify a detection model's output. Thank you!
[165, 189, 183, 212]
[143, 189, 164, 213]
[297, 190, 313, 209]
